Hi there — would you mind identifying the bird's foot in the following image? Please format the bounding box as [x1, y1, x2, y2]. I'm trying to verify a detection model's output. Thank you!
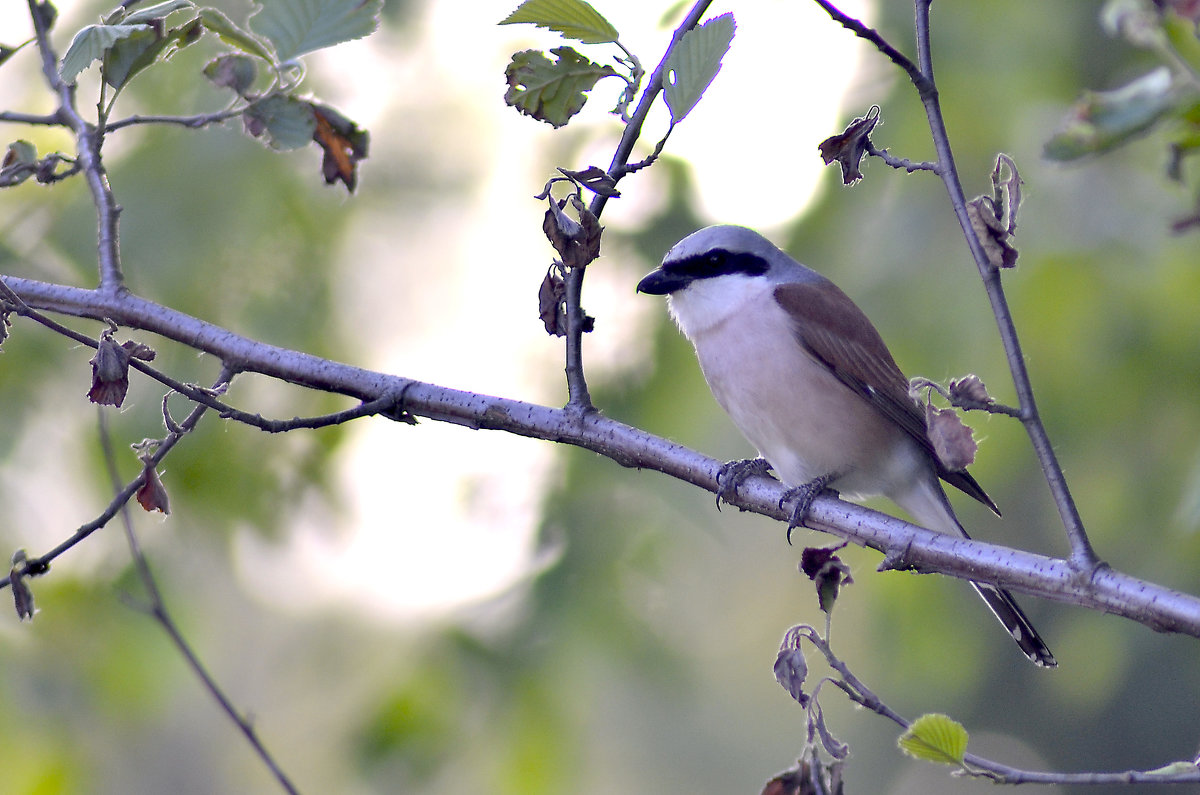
[715, 457, 774, 510]
[780, 474, 836, 544]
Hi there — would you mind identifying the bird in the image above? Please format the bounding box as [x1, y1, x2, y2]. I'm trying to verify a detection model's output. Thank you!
[636, 224, 1055, 668]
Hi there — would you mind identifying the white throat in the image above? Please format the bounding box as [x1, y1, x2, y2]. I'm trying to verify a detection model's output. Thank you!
[666, 273, 773, 342]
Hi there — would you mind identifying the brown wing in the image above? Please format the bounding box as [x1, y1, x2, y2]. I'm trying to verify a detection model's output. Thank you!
[774, 281, 999, 514]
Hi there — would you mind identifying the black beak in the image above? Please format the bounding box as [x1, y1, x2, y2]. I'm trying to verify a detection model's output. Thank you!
[636, 269, 689, 295]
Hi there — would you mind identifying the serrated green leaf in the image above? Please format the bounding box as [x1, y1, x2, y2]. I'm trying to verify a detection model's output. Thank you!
[59, 24, 150, 84]
[101, 26, 158, 89]
[1044, 67, 1175, 161]
[243, 93, 316, 149]
[504, 46, 618, 128]
[663, 12, 735, 124]
[250, 0, 382, 62]
[499, 0, 619, 45]
[122, 0, 195, 25]
[102, 17, 201, 90]
[898, 714, 969, 766]
[198, 8, 276, 63]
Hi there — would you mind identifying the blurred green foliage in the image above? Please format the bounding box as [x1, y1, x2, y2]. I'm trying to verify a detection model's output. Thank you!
[2, 1, 1200, 794]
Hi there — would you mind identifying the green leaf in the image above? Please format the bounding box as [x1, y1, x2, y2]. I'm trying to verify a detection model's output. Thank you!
[0, 43, 23, 69]
[102, 17, 202, 90]
[243, 93, 316, 149]
[1164, 12, 1200, 79]
[504, 46, 618, 128]
[198, 8, 276, 63]
[663, 12, 735, 124]
[122, 0, 195, 25]
[499, 0, 619, 45]
[203, 54, 259, 95]
[60, 24, 149, 84]
[1044, 67, 1176, 161]
[250, 0, 382, 62]
[898, 714, 969, 766]
[1, 140, 38, 187]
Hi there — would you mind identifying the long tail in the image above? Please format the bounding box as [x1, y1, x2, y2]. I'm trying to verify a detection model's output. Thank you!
[969, 581, 1056, 668]
[894, 474, 1057, 668]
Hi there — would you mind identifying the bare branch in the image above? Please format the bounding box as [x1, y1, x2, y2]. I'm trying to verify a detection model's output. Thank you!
[815, 0, 1099, 569]
[812, 0, 927, 93]
[797, 627, 1200, 785]
[26, 0, 125, 292]
[3, 274, 1199, 640]
[105, 109, 244, 132]
[865, 140, 937, 174]
[98, 410, 300, 795]
[0, 110, 62, 125]
[557, 0, 716, 413]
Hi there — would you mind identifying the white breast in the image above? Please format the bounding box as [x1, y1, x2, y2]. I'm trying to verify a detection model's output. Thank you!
[667, 275, 926, 502]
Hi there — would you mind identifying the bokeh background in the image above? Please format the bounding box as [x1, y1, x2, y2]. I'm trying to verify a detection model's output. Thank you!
[2, 1, 1200, 793]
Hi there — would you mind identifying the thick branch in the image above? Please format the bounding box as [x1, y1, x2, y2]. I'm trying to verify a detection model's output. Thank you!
[4, 274, 1199, 638]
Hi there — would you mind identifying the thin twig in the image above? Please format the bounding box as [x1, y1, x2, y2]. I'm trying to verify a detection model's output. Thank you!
[908, 0, 1097, 567]
[105, 109, 244, 132]
[0, 110, 62, 125]
[0, 289, 409, 431]
[97, 409, 301, 795]
[26, 0, 126, 292]
[559, 0, 715, 413]
[909, 376, 1023, 418]
[799, 627, 1200, 784]
[812, 0, 927, 91]
[2, 367, 226, 579]
[865, 141, 936, 173]
[814, 0, 1098, 568]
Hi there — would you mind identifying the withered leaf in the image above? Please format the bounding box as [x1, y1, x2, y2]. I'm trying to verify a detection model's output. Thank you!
[311, 104, 369, 192]
[9, 549, 35, 621]
[967, 196, 1019, 269]
[136, 459, 170, 514]
[948, 374, 992, 406]
[818, 105, 880, 185]
[542, 194, 603, 268]
[558, 165, 620, 197]
[121, 339, 156, 361]
[538, 267, 566, 337]
[773, 629, 809, 706]
[800, 543, 853, 615]
[925, 403, 978, 471]
[572, 193, 602, 263]
[88, 332, 132, 407]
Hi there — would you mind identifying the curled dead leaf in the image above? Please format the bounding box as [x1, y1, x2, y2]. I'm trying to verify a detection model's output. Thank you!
[925, 403, 978, 471]
[818, 105, 880, 185]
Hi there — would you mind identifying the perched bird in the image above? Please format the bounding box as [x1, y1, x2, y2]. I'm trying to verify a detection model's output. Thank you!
[637, 224, 1055, 667]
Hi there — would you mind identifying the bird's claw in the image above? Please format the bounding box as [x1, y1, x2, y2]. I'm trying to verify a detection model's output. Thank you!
[715, 457, 773, 509]
[779, 474, 835, 544]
